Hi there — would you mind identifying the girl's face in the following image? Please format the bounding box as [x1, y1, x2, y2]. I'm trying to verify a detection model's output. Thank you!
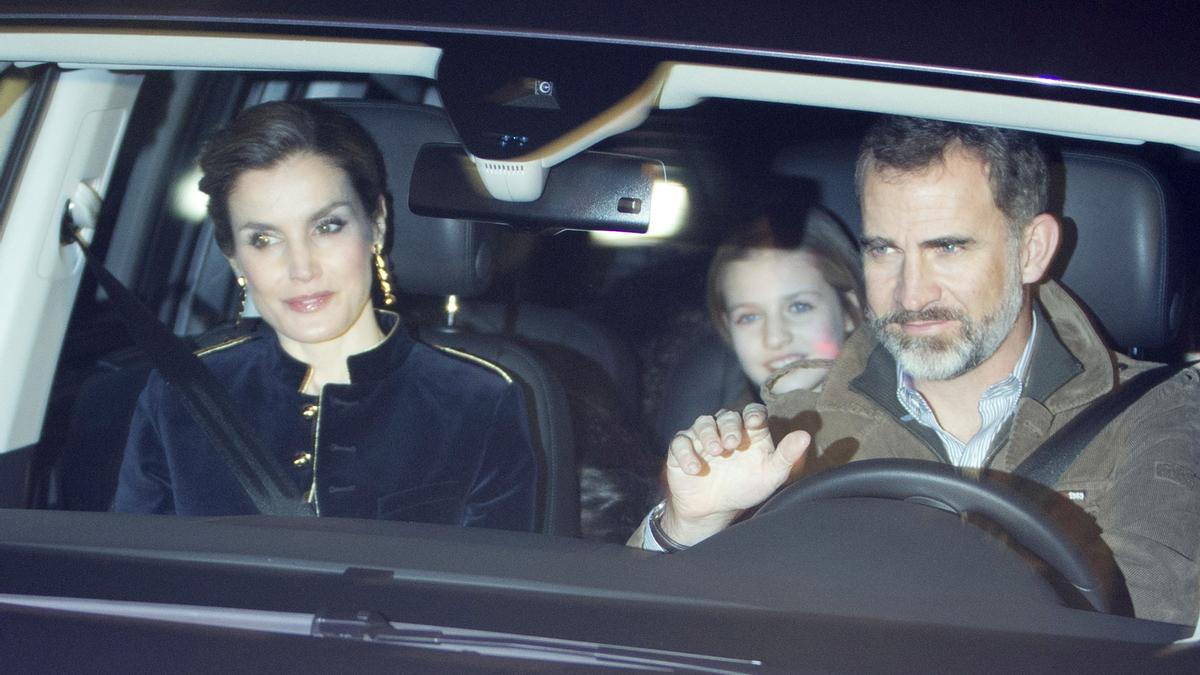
[721, 249, 855, 390]
[226, 152, 384, 360]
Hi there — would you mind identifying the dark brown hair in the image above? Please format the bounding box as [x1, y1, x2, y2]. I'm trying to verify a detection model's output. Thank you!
[198, 100, 387, 256]
[854, 116, 1047, 237]
[706, 204, 864, 341]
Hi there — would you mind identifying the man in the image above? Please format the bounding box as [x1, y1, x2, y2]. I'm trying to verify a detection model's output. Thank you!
[632, 116, 1200, 626]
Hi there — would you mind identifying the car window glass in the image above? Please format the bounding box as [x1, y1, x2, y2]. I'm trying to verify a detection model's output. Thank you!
[0, 65, 39, 223]
[26, 65, 1200, 570]
[0, 64, 30, 162]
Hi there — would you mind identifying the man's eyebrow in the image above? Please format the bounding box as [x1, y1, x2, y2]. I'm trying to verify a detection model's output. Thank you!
[920, 236, 974, 248]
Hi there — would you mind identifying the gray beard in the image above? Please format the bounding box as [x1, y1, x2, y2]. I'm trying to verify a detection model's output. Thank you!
[869, 262, 1024, 382]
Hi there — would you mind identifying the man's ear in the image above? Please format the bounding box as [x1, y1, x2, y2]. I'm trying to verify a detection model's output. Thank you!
[1019, 213, 1060, 284]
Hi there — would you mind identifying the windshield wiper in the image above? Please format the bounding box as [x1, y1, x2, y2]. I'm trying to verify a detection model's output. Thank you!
[0, 594, 761, 672]
[311, 609, 763, 671]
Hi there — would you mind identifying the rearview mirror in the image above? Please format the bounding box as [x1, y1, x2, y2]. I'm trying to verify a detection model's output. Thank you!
[409, 143, 664, 233]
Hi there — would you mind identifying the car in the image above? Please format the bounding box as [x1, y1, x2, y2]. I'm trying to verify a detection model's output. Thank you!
[1, 1, 1198, 671]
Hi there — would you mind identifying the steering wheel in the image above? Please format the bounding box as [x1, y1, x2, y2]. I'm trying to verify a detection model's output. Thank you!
[755, 459, 1116, 613]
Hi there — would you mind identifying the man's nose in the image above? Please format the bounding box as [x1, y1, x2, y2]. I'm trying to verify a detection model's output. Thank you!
[763, 315, 792, 349]
[896, 254, 939, 311]
[288, 241, 320, 282]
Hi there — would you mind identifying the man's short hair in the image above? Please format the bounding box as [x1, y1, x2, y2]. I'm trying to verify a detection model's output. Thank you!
[854, 116, 1048, 237]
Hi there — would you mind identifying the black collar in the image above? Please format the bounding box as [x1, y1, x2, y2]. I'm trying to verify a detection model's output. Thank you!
[847, 344, 948, 462]
[1023, 304, 1085, 402]
[262, 310, 415, 390]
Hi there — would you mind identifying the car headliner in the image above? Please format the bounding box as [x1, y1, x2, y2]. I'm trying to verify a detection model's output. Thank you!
[1, 0, 1199, 102]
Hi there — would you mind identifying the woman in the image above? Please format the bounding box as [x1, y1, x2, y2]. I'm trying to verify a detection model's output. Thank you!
[113, 100, 537, 531]
[706, 204, 863, 401]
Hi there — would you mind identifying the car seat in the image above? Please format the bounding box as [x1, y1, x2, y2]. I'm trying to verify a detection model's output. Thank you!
[328, 99, 580, 536]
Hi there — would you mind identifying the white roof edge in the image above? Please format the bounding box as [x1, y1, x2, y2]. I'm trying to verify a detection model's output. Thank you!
[0, 29, 441, 78]
[657, 63, 1200, 152]
[1, 30, 1196, 154]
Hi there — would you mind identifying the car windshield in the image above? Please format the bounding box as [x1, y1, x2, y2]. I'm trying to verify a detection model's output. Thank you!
[1, 9, 1199, 669]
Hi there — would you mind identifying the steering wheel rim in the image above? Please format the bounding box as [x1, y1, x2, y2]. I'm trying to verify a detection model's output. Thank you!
[755, 459, 1114, 613]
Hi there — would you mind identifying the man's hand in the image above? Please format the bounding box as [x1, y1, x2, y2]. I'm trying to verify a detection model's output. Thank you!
[659, 403, 810, 546]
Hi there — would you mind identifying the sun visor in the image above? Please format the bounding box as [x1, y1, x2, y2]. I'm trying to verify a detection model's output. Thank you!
[409, 143, 662, 234]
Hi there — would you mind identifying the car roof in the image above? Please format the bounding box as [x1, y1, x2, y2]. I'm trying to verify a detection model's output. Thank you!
[3, 7, 1198, 160]
[2, 0, 1199, 101]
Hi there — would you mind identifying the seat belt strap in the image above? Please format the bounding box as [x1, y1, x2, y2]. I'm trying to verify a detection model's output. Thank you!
[1014, 364, 1185, 488]
[70, 229, 312, 517]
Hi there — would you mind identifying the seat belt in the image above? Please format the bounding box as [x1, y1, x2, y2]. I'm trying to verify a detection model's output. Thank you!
[68, 228, 313, 517]
[1014, 363, 1187, 488]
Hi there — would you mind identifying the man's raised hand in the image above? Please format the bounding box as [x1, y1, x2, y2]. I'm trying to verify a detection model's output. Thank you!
[660, 403, 810, 546]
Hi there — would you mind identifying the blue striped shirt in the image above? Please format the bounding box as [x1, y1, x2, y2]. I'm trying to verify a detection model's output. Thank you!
[895, 314, 1038, 469]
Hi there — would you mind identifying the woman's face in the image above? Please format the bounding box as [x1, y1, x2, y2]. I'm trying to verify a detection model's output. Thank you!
[226, 152, 383, 357]
[721, 249, 854, 390]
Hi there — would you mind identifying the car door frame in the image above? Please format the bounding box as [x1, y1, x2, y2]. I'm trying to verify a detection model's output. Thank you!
[0, 66, 143, 506]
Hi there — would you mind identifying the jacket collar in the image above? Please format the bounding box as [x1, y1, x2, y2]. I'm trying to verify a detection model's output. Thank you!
[1023, 302, 1083, 402]
[835, 280, 1114, 418]
[345, 310, 415, 384]
[1028, 280, 1117, 411]
[262, 310, 415, 391]
[837, 331, 950, 462]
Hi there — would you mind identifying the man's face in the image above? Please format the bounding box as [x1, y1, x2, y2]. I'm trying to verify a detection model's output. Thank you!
[860, 147, 1025, 381]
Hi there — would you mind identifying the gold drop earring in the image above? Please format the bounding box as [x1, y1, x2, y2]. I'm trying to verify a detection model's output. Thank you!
[372, 243, 395, 307]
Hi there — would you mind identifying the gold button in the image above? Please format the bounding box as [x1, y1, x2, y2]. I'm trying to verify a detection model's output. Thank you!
[301, 403, 319, 420]
[292, 451, 313, 468]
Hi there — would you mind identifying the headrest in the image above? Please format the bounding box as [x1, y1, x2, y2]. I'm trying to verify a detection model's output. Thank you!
[773, 139, 863, 236]
[1048, 150, 1181, 352]
[773, 140, 1182, 353]
[324, 99, 494, 298]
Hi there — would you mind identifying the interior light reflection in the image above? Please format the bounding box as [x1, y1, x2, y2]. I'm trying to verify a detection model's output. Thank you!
[171, 165, 209, 223]
[591, 180, 689, 246]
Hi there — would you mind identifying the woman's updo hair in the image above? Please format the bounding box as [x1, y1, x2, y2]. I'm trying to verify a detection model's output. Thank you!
[198, 100, 387, 256]
[706, 201, 865, 341]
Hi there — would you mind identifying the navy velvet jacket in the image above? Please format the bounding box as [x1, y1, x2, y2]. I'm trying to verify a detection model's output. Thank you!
[113, 313, 538, 531]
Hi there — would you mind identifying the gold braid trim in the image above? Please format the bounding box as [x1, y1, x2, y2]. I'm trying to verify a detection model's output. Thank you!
[432, 345, 513, 384]
[192, 335, 253, 358]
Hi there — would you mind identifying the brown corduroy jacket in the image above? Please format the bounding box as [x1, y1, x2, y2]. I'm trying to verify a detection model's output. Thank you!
[763, 280, 1200, 625]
